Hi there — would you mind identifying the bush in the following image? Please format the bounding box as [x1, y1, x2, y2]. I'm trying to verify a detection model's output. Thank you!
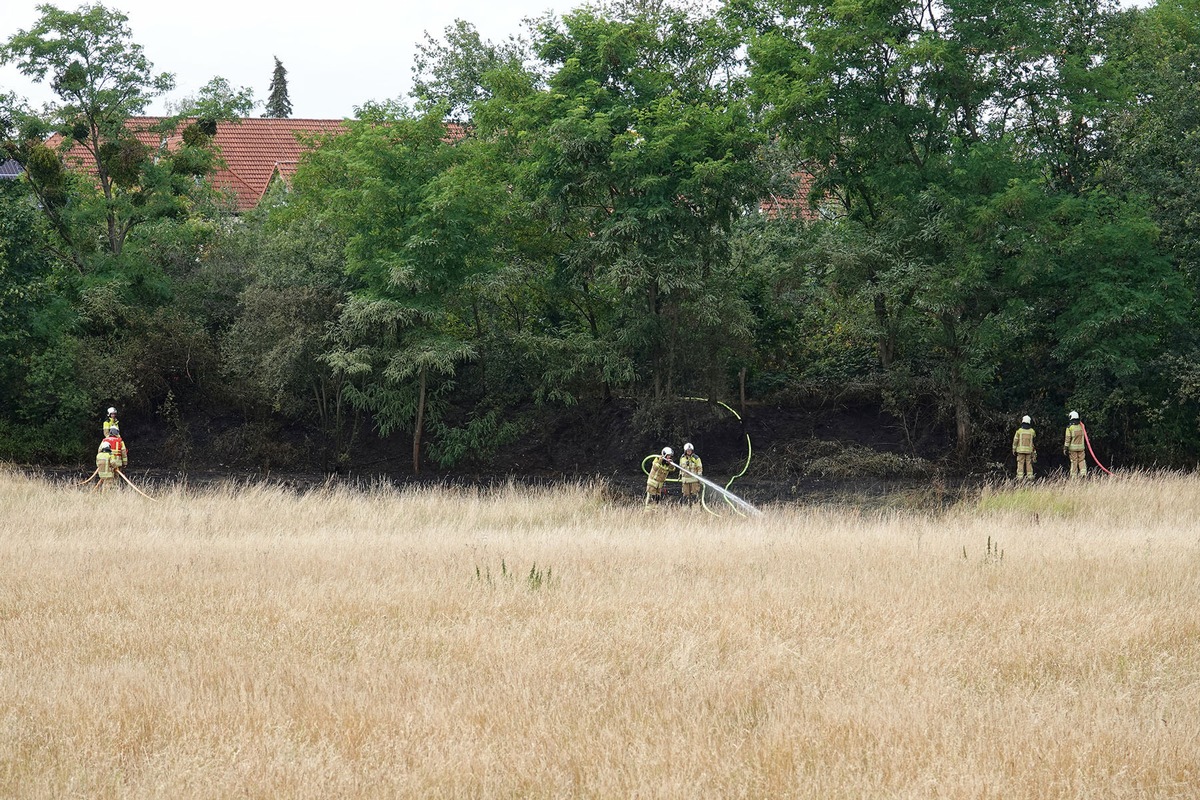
[778, 439, 934, 479]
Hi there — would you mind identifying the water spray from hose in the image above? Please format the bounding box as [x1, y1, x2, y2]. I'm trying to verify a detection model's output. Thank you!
[674, 460, 761, 516]
[675, 397, 754, 516]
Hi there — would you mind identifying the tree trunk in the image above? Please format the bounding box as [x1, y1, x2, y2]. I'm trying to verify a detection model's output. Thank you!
[413, 365, 426, 475]
[942, 314, 971, 461]
[874, 292, 895, 369]
[955, 398, 971, 461]
[313, 382, 330, 471]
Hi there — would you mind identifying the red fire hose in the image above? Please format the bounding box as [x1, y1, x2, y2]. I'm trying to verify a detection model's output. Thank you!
[1080, 422, 1114, 476]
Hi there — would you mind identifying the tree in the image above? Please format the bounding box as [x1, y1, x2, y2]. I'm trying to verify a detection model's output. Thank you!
[0, 3, 219, 263]
[264, 56, 292, 118]
[1, 5, 268, 463]
[497, 2, 767, 405]
[403, 1, 771, 442]
[214, 196, 355, 469]
[411, 20, 527, 122]
[1103, 1, 1200, 288]
[0, 172, 91, 459]
[288, 103, 488, 474]
[1097, 1, 1200, 460]
[170, 76, 255, 122]
[739, 0, 1188, 459]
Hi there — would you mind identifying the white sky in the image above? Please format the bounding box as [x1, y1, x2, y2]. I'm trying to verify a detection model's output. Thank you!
[2, 0, 1156, 120]
[1, 0, 586, 119]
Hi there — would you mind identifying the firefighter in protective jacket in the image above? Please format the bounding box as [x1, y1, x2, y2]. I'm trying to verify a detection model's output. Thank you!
[679, 443, 703, 504]
[1012, 415, 1036, 480]
[645, 447, 677, 506]
[103, 407, 119, 436]
[1064, 411, 1087, 478]
[95, 442, 118, 492]
[102, 426, 127, 469]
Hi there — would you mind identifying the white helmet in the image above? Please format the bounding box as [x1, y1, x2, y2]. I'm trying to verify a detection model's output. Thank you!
[99, 442, 111, 451]
[1069, 410, 1079, 420]
[683, 442, 694, 452]
[1021, 415, 1031, 424]
[661, 447, 673, 457]
[107, 407, 117, 415]
[107, 426, 119, 436]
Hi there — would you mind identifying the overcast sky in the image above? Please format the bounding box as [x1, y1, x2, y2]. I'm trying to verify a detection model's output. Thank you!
[1, 0, 586, 119]
[2, 0, 1156, 120]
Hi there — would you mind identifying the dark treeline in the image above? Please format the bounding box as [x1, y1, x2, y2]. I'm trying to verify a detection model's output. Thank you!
[2, 0, 1199, 473]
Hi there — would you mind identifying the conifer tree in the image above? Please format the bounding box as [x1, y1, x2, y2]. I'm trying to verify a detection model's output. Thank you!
[263, 56, 292, 118]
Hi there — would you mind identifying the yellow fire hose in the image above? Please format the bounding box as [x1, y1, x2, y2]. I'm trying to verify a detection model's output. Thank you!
[641, 398, 755, 517]
[117, 469, 159, 501]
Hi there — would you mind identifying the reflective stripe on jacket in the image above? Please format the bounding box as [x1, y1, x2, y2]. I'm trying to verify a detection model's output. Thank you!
[647, 456, 675, 489]
[679, 454, 702, 483]
[1012, 426, 1036, 454]
[103, 435, 127, 466]
[1064, 423, 1085, 452]
[96, 451, 115, 479]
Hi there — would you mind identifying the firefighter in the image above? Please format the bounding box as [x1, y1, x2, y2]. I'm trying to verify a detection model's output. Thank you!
[103, 407, 119, 436]
[645, 446, 677, 506]
[95, 442, 117, 492]
[1064, 411, 1087, 478]
[1012, 415, 1036, 481]
[102, 425, 128, 469]
[679, 442, 703, 505]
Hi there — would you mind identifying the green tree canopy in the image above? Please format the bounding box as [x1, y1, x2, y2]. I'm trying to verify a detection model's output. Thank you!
[500, 1, 768, 402]
[0, 3, 220, 263]
[738, 0, 1189, 458]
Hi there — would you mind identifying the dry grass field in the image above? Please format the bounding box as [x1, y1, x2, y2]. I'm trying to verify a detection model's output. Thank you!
[1, 466, 1198, 799]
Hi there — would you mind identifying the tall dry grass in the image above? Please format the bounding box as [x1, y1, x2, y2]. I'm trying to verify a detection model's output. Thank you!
[1, 467, 1198, 798]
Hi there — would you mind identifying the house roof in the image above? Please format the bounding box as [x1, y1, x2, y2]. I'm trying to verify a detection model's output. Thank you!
[49, 117, 472, 211]
[760, 169, 824, 221]
[161, 117, 347, 211]
[49, 117, 348, 211]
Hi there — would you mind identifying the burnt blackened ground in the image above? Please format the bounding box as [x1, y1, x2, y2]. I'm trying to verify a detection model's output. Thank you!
[35, 394, 1029, 509]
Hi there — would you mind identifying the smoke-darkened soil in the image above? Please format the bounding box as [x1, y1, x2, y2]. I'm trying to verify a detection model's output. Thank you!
[36, 395, 1056, 509]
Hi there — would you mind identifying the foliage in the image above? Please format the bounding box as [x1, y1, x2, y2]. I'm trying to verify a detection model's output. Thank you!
[1, 3, 186, 261]
[0, 178, 89, 460]
[729, 214, 879, 394]
[264, 56, 292, 118]
[0, 180, 54, 380]
[3, 0, 1200, 471]
[738, 0, 1191, 461]
[168, 76, 255, 123]
[411, 20, 528, 122]
[205, 188, 355, 468]
[503, 1, 769, 402]
[0, 3, 239, 272]
[288, 105, 486, 473]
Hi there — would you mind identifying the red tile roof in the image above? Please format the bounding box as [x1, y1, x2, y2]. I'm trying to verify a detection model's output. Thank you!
[208, 118, 347, 210]
[760, 168, 825, 221]
[50, 117, 473, 211]
[160, 117, 347, 211]
[50, 117, 348, 211]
